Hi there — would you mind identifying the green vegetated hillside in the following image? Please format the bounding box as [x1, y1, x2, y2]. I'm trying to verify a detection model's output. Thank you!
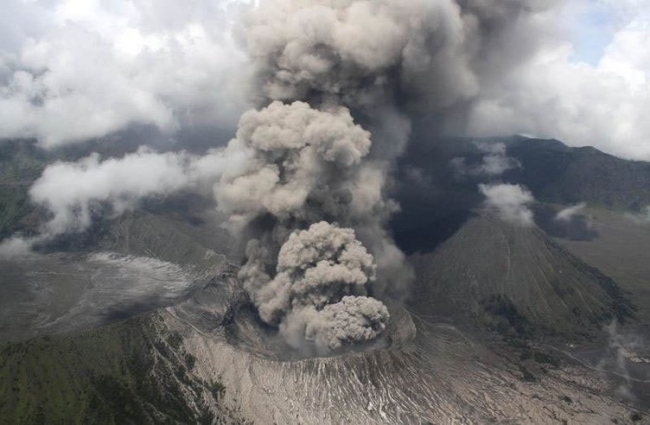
[0, 141, 47, 239]
[0, 314, 244, 425]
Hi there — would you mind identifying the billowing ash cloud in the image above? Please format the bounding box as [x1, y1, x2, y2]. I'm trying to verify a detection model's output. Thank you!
[251, 221, 376, 324]
[244, 222, 389, 353]
[555, 202, 587, 222]
[293, 296, 390, 353]
[241, 0, 477, 107]
[4, 0, 650, 159]
[215, 101, 381, 227]
[238, 0, 564, 158]
[479, 183, 535, 226]
[218, 0, 564, 352]
[30, 147, 241, 236]
[215, 99, 405, 352]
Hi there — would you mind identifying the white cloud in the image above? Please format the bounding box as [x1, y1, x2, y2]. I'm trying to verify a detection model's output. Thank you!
[1, 0, 649, 161]
[479, 183, 535, 226]
[29, 146, 241, 236]
[468, 1, 650, 160]
[0, 0, 248, 147]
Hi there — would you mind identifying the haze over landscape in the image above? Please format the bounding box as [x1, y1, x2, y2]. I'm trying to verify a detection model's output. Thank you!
[1, 0, 650, 424]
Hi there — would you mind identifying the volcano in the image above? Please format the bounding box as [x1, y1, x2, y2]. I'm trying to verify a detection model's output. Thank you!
[1, 137, 649, 423]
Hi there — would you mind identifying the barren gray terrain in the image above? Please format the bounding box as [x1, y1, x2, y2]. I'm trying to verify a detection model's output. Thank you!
[1, 138, 649, 424]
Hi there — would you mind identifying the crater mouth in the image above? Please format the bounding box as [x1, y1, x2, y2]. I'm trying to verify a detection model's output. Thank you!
[225, 302, 416, 361]
[170, 277, 417, 362]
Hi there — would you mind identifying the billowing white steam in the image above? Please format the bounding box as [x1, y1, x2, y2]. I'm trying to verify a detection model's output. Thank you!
[479, 183, 535, 226]
[30, 147, 240, 235]
[555, 202, 587, 222]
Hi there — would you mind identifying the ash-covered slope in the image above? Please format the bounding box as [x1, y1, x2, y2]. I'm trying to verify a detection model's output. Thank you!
[0, 204, 235, 342]
[409, 213, 633, 339]
[162, 277, 637, 424]
[556, 208, 650, 323]
[2, 283, 638, 424]
[0, 207, 644, 423]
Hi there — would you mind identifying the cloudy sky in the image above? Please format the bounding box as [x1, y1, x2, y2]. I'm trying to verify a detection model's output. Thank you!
[0, 0, 649, 159]
[467, 0, 650, 160]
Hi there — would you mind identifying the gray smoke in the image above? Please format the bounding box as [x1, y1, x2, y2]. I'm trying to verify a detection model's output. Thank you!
[238, 0, 561, 154]
[290, 296, 390, 354]
[6, 1, 649, 159]
[248, 222, 389, 353]
[241, 0, 477, 108]
[255, 222, 376, 323]
[215, 100, 402, 352]
[216, 0, 561, 352]
[215, 100, 383, 226]
[3, 0, 568, 352]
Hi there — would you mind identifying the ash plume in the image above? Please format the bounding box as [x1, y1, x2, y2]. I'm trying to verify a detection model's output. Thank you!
[215, 101, 403, 352]
[237, 0, 561, 157]
[5, 0, 649, 160]
[215, 101, 383, 226]
[254, 222, 376, 323]
[215, 0, 561, 352]
[252, 222, 389, 353]
[294, 296, 390, 354]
